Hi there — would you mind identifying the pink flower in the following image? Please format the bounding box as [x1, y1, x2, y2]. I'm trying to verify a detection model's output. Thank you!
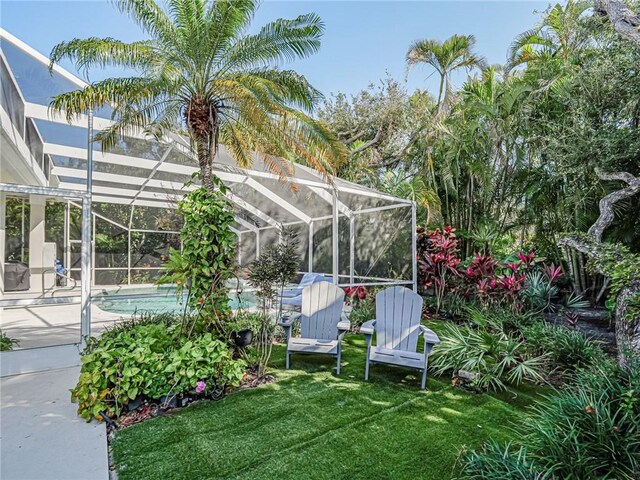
[196, 380, 206, 394]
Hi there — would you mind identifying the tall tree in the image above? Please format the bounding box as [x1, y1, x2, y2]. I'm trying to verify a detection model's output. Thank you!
[507, 0, 591, 71]
[406, 34, 486, 111]
[48, 0, 345, 188]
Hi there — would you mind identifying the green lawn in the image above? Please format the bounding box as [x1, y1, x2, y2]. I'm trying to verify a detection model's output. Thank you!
[112, 336, 546, 480]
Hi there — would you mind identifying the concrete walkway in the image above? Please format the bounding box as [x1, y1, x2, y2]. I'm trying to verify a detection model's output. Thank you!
[1, 366, 109, 480]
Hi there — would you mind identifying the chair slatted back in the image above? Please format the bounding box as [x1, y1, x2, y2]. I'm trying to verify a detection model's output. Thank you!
[375, 286, 423, 352]
[300, 282, 345, 340]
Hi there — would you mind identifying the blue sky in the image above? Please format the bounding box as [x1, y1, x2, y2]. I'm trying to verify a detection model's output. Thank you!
[1, 1, 549, 100]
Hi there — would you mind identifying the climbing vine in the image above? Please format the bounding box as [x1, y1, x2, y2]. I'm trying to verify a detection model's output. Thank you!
[160, 180, 237, 336]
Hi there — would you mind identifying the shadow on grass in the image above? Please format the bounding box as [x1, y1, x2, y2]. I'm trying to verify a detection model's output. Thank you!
[111, 334, 546, 480]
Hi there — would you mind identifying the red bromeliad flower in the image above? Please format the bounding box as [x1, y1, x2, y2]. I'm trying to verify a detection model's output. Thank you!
[475, 278, 496, 296]
[516, 251, 535, 267]
[467, 253, 499, 280]
[344, 286, 367, 300]
[497, 274, 526, 297]
[542, 263, 563, 284]
[504, 262, 522, 273]
[418, 226, 462, 311]
[565, 310, 579, 328]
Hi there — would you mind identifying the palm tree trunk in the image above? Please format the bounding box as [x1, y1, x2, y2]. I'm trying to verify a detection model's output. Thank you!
[186, 96, 218, 190]
[437, 73, 446, 111]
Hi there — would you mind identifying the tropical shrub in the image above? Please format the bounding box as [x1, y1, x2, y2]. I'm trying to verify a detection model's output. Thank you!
[523, 358, 640, 479]
[160, 184, 237, 337]
[523, 321, 606, 375]
[0, 329, 19, 351]
[458, 356, 640, 479]
[71, 314, 245, 421]
[344, 286, 376, 330]
[456, 441, 549, 480]
[248, 228, 300, 377]
[430, 307, 546, 391]
[418, 226, 462, 312]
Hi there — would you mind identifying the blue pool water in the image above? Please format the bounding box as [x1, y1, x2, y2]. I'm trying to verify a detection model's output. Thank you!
[93, 285, 258, 315]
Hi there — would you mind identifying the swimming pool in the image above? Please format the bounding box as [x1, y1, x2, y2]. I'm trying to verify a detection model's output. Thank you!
[93, 285, 258, 315]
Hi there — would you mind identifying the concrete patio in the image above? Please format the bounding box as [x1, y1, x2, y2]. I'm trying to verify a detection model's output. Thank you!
[0, 363, 109, 480]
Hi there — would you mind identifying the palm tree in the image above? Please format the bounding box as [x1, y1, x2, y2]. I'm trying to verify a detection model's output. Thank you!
[49, 0, 346, 188]
[506, 0, 591, 72]
[406, 34, 486, 111]
[378, 169, 441, 224]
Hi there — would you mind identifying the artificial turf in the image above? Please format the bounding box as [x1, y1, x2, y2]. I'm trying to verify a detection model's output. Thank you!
[111, 335, 546, 480]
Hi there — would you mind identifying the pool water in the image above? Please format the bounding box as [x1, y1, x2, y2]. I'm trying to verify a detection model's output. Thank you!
[93, 285, 258, 315]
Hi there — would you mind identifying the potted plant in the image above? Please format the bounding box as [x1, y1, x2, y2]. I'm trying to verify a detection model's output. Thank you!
[225, 312, 261, 347]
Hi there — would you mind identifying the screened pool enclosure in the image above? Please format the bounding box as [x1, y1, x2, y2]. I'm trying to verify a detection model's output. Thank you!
[0, 29, 416, 357]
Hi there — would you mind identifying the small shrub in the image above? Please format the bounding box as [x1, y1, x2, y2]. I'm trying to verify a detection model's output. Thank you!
[418, 226, 462, 312]
[348, 301, 375, 330]
[523, 358, 640, 479]
[248, 228, 300, 377]
[0, 329, 19, 351]
[430, 307, 546, 391]
[456, 441, 549, 480]
[71, 316, 245, 421]
[523, 321, 606, 375]
[458, 356, 640, 479]
[344, 286, 376, 330]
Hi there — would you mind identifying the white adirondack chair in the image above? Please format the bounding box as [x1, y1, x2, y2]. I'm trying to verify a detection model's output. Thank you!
[278, 282, 350, 375]
[360, 286, 440, 389]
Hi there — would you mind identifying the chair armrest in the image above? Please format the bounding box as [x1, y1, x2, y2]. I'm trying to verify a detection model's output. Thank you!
[419, 325, 440, 345]
[279, 287, 302, 298]
[360, 319, 376, 335]
[278, 312, 301, 327]
[337, 317, 350, 332]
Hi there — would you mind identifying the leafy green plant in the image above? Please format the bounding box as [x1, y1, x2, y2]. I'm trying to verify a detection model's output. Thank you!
[348, 300, 375, 330]
[456, 441, 549, 480]
[0, 330, 19, 351]
[248, 228, 301, 377]
[71, 315, 245, 421]
[459, 356, 640, 480]
[523, 321, 606, 375]
[430, 307, 546, 391]
[160, 184, 237, 338]
[522, 358, 640, 479]
[225, 311, 262, 336]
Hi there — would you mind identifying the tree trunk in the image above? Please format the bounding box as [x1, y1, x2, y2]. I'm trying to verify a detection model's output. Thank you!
[588, 170, 640, 242]
[616, 281, 640, 366]
[594, 0, 640, 48]
[559, 234, 640, 365]
[185, 95, 218, 190]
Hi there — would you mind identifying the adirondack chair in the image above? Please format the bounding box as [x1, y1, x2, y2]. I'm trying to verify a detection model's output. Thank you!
[280, 274, 331, 308]
[360, 286, 440, 390]
[277, 282, 350, 374]
[280, 272, 329, 298]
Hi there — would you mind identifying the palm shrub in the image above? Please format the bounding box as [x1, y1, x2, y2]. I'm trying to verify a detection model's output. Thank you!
[49, 0, 345, 187]
[430, 307, 546, 391]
